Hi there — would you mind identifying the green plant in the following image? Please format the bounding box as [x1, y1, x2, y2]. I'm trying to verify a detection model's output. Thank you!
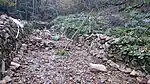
[109, 27, 150, 73]
[50, 13, 110, 38]
[144, 0, 150, 3]
[55, 49, 67, 56]
[0, 0, 16, 6]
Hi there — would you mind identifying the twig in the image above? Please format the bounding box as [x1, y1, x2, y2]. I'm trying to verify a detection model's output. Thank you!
[16, 25, 20, 38]
[65, 9, 94, 49]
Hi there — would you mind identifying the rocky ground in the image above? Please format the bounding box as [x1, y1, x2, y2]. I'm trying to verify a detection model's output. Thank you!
[1, 29, 149, 84]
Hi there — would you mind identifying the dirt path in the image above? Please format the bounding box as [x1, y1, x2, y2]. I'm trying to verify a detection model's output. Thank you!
[7, 29, 146, 84]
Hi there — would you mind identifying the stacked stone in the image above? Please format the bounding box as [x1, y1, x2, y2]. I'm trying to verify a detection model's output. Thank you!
[0, 15, 26, 79]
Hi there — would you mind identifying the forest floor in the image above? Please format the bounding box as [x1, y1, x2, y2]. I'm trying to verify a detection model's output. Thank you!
[5, 29, 147, 84]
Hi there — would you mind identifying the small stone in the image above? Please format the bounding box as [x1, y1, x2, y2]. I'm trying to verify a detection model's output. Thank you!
[0, 80, 6, 84]
[37, 75, 41, 78]
[99, 46, 104, 49]
[45, 47, 50, 51]
[3, 76, 12, 83]
[35, 68, 40, 71]
[108, 54, 114, 58]
[100, 76, 107, 83]
[89, 63, 107, 72]
[52, 35, 60, 41]
[111, 38, 120, 44]
[11, 62, 20, 68]
[34, 37, 42, 42]
[100, 40, 105, 44]
[13, 57, 20, 62]
[147, 79, 150, 84]
[137, 70, 145, 77]
[107, 39, 114, 44]
[10, 66, 19, 71]
[6, 70, 14, 77]
[107, 60, 119, 68]
[146, 75, 150, 79]
[102, 57, 108, 62]
[100, 35, 106, 40]
[130, 70, 139, 77]
[125, 68, 132, 73]
[21, 44, 27, 49]
[45, 59, 49, 63]
[105, 42, 110, 48]
[1, 15, 7, 20]
[119, 65, 132, 73]
[105, 37, 113, 42]
[139, 78, 147, 84]
[0, 21, 3, 24]
[13, 73, 20, 77]
[136, 77, 143, 83]
[18, 80, 23, 84]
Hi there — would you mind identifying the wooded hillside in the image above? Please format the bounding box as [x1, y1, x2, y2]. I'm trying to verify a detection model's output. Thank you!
[0, 0, 150, 21]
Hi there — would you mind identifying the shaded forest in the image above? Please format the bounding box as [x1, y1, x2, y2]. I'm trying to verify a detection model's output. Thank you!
[0, 0, 150, 20]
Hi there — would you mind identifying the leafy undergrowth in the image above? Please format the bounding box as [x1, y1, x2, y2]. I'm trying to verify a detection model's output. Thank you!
[109, 27, 150, 74]
[107, 10, 150, 74]
[49, 13, 111, 38]
[124, 10, 150, 28]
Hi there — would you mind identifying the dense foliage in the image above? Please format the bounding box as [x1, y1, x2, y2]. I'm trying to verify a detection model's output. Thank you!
[108, 11, 150, 73]
[50, 13, 115, 38]
[109, 27, 150, 72]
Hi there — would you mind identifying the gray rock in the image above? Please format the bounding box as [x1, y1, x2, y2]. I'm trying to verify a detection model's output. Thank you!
[108, 54, 114, 58]
[125, 68, 132, 73]
[137, 70, 145, 77]
[100, 35, 106, 40]
[146, 75, 150, 79]
[102, 57, 108, 62]
[119, 65, 132, 73]
[147, 79, 150, 84]
[0, 80, 6, 84]
[130, 70, 141, 77]
[34, 37, 42, 42]
[136, 77, 142, 82]
[89, 63, 107, 72]
[107, 60, 119, 68]
[105, 42, 110, 48]
[11, 62, 20, 68]
[105, 37, 113, 42]
[0, 21, 3, 24]
[3, 76, 12, 83]
[13, 57, 20, 62]
[21, 44, 27, 50]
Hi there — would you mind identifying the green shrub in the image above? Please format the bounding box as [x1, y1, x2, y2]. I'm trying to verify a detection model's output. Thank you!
[109, 27, 150, 73]
[50, 13, 110, 38]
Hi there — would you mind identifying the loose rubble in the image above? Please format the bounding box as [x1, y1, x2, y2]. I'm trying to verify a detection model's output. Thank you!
[3, 29, 146, 84]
